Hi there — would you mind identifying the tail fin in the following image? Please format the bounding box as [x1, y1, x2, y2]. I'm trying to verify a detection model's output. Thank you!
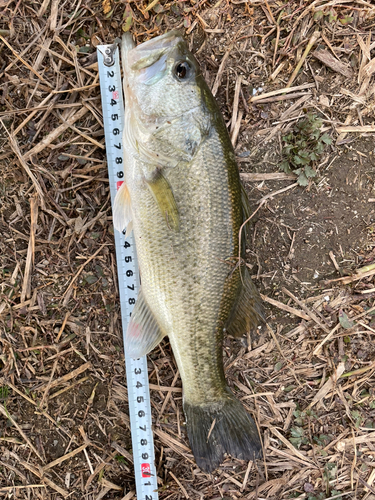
[184, 390, 262, 473]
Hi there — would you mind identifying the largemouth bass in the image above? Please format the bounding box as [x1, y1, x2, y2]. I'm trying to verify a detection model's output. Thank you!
[114, 30, 264, 472]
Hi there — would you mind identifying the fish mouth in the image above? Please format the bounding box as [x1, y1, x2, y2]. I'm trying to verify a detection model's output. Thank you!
[127, 30, 184, 71]
[132, 30, 183, 54]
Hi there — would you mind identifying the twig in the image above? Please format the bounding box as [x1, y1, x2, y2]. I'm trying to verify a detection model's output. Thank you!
[24, 106, 89, 160]
[282, 287, 330, 333]
[40, 359, 59, 408]
[231, 76, 242, 134]
[231, 108, 244, 147]
[240, 172, 297, 181]
[250, 83, 315, 102]
[55, 311, 71, 342]
[0, 404, 43, 460]
[20, 194, 38, 303]
[62, 244, 107, 306]
[0, 485, 46, 492]
[212, 43, 234, 97]
[336, 125, 375, 133]
[257, 182, 299, 204]
[254, 91, 312, 103]
[313, 323, 342, 355]
[286, 31, 320, 88]
[261, 294, 310, 321]
[43, 444, 88, 471]
[270, 427, 316, 467]
[0, 120, 45, 204]
[169, 471, 189, 499]
[0, 35, 52, 87]
[39, 361, 92, 391]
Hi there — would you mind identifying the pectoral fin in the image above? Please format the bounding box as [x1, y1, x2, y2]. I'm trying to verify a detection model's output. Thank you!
[226, 266, 264, 337]
[147, 171, 179, 231]
[125, 289, 166, 358]
[113, 181, 132, 234]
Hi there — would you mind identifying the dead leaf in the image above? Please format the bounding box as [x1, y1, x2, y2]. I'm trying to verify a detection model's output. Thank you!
[319, 95, 330, 107]
[102, 0, 111, 15]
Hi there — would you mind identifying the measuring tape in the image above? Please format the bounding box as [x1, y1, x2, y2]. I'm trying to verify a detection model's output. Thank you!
[97, 43, 159, 500]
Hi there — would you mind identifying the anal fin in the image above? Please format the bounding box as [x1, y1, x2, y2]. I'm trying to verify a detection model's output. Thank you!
[226, 266, 264, 337]
[125, 289, 166, 358]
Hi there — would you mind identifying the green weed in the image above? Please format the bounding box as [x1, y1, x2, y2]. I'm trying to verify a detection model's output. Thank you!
[0, 386, 9, 400]
[280, 113, 332, 186]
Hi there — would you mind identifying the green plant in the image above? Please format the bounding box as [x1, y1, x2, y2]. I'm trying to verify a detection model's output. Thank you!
[289, 409, 319, 449]
[351, 409, 363, 428]
[290, 426, 308, 449]
[0, 386, 9, 400]
[308, 494, 327, 500]
[115, 455, 128, 464]
[339, 15, 353, 25]
[293, 408, 318, 426]
[314, 434, 331, 447]
[323, 463, 338, 494]
[280, 113, 332, 186]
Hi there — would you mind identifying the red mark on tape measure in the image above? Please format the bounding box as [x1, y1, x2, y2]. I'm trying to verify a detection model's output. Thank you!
[141, 463, 151, 478]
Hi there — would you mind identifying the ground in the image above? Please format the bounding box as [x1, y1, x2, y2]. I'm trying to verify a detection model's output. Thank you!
[1, 1, 375, 499]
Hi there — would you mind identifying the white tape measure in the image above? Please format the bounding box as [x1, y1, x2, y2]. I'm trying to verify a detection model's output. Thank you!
[97, 42, 159, 500]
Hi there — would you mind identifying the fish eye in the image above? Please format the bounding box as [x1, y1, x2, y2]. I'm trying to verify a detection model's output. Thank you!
[174, 61, 191, 80]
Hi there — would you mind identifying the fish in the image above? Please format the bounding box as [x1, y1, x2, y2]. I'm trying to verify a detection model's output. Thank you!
[114, 30, 264, 473]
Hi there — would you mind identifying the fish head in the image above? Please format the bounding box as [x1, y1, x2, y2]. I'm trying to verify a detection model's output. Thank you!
[124, 30, 203, 119]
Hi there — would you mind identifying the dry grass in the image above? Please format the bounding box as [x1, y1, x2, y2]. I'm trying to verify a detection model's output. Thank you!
[1, 0, 375, 499]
